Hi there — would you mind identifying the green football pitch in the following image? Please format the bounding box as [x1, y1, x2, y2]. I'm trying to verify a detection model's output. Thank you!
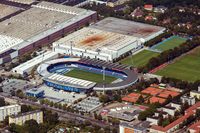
[120, 50, 159, 67]
[64, 69, 117, 83]
[155, 47, 200, 82]
[153, 36, 187, 51]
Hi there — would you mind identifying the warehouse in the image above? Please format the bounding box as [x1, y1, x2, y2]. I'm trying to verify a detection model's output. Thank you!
[0, 1, 97, 65]
[12, 51, 58, 75]
[53, 27, 140, 61]
[0, 3, 20, 20]
[91, 17, 166, 43]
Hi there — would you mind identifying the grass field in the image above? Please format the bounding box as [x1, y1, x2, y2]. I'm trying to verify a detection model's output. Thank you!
[120, 50, 159, 67]
[153, 36, 187, 51]
[155, 47, 200, 82]
[64, 69, 117, 83]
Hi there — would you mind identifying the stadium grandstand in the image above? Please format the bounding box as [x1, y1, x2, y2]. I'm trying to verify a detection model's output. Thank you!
[0, 1, 97, 65]
[37, 58, 138, 92]
[44, 73, 96, 93]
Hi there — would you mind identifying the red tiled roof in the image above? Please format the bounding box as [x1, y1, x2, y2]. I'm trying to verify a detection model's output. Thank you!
[158, 90, 180, 98]
[122, 93, 141, 103]
[144, 4, 153, 9]
[144, 5, 153, 8]
[149, 96, 166, 104]
[188, 120, 200, 132]
[151, 102, 200, 132]
[141, 87, 162, 96]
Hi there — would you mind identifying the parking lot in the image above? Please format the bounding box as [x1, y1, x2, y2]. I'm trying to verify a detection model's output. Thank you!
[1, 79, 34, 96]
[73, 96, 102, 113]
[38, 85, 86, 106]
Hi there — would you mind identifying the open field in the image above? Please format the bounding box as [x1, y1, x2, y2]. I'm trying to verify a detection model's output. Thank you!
[120, 50, 159, 67]
[152, 36, 187, 51]
[155, 47, 200, 82]
[64, 69, 117, 83]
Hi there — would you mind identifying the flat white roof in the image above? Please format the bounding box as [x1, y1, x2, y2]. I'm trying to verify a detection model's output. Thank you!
[0, 3, 20, 19]
[0, 35, 23, 54]
[53, 27, 138, 52]
[8, 0, 36, 4]
[91, 17, 166, 39]
[46, 73, 96, 89]
[0, 1, 96, 54]
[12, 51, 58, 72]
[0, 104, 20, 110]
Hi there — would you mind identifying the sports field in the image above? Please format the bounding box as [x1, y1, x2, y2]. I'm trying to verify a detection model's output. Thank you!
[120, 50, 159, 67]
[155, 47, 200, 82]
[65, 69, 117, 83]
[152, 36, 187, 51]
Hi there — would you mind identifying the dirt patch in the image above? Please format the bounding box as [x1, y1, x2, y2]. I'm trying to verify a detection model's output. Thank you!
[80, 35, 104, 46]
[139, 28, 156, 34]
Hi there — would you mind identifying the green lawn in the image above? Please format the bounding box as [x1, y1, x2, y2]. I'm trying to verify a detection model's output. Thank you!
[120, 50, 159, 67]
[155, 47, 200, 82]
[64, 69, 117, 83]
[154, 36, 187, 51]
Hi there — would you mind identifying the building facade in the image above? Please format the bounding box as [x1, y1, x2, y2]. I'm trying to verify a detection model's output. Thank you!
[0, 2, 97, 65]
[0, 104, 21, 121]
[26, 88, 45, 98]
[9, 110, 43, 125]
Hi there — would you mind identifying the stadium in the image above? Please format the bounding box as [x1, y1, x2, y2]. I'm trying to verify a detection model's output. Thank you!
[37, 58, 138, 93]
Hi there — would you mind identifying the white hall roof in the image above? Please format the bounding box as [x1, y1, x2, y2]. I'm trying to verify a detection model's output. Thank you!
[46, 73, 96, 89]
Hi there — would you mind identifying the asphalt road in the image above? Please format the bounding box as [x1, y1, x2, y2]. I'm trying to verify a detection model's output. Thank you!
[0, 94, 117, 129]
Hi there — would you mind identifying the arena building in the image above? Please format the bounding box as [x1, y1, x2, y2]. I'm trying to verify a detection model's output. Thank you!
[37, 58, 138, 92]
[53, 27, 141, 61]
[91, 17, 166, 43]
[0, 1, 97, 65]
[53, 17, 165, 61]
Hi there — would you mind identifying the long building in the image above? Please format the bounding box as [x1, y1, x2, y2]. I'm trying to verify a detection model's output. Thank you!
[9, 110, 43, 125]
[53, 27, 140, 61]
[12, 51, 58, 75]
[53, 17, 165, 61]
[0, 1, 97, 65]
[150, 101, 200, 133]
[91, 17, 166, 43]
[0, 104, 21, 121]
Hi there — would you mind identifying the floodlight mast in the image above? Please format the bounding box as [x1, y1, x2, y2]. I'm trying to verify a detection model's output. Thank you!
[103, 66, 106, 93]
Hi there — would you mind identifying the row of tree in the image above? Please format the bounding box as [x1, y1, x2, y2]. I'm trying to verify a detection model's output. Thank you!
[139, 36, 200, 73]
[144, 31, 173, 47]
[9, 108, 59, 133]
[128, 0, 200, 8]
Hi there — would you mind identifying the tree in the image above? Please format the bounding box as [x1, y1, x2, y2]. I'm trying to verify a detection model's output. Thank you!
[0, 97, 5, 107]
[16, 90, 24, 99]
[21, 105, 33, 113]
[113, 94, 122, 102]
[138, 104, 159, 120]
[3, 116, 9, 125]
[99, 94, 110, 103]
[24, 119, 39, 133]
[196, 109, 200, 118]
[136, 95, 144, 104]
[0, 87, 3, 92]
[180, 102, 189, 114]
